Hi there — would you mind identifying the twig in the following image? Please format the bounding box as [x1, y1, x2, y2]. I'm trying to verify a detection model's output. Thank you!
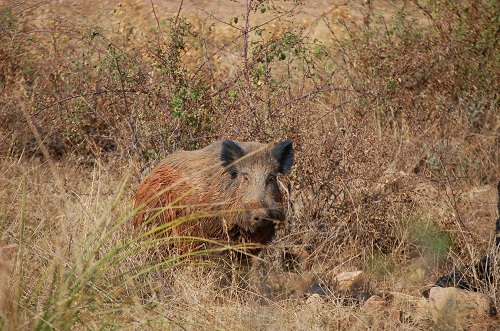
[174, 0, 184, 26]
[18, 87, 65, 192]
[243, 0, 253, 114]
[150, 0, 165, 50]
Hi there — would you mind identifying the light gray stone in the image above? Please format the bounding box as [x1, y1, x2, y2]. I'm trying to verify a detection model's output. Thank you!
[418, 287, 496, 330]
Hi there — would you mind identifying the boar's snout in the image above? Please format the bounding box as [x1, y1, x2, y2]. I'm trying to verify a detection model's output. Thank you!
[242, 200, 283, 230]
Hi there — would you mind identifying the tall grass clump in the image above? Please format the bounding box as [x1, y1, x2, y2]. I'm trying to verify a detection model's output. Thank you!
[0, 157, 248, 330]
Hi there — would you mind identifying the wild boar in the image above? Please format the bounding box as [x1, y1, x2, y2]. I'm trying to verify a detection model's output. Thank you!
[133, 139, 294, 253]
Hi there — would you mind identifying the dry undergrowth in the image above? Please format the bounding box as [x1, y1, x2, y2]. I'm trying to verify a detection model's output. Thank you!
[1, 0, 499, 330]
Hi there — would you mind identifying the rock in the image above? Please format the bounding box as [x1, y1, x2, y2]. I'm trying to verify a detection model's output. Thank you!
[362, 295, 385, 312]
[333, 270, 364, 291]
[305, 293, 324, 306]
[418, 287, 496, 330]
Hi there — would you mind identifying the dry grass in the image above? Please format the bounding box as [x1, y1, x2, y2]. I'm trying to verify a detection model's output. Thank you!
[0, 156, 435, 330]
[1, 0, 499, 330]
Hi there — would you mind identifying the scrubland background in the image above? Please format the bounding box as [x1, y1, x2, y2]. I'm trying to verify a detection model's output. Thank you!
[0, 0, 499, 330]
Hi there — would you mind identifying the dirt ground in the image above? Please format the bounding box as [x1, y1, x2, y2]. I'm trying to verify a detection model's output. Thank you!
[11, 0, 417, 41]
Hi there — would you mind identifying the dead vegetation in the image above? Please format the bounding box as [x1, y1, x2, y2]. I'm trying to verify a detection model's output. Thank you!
[0, 0, 499, 329]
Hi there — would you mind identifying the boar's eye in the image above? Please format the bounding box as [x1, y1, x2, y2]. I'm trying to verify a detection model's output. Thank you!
[266, 173, 277, 184]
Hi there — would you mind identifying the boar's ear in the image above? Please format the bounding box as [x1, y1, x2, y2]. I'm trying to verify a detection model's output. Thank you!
[272, 140, 294, 174]
[221, 140, 246, 177]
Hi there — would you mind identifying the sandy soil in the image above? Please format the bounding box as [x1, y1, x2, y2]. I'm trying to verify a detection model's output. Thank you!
[8, 0, 416, 41]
